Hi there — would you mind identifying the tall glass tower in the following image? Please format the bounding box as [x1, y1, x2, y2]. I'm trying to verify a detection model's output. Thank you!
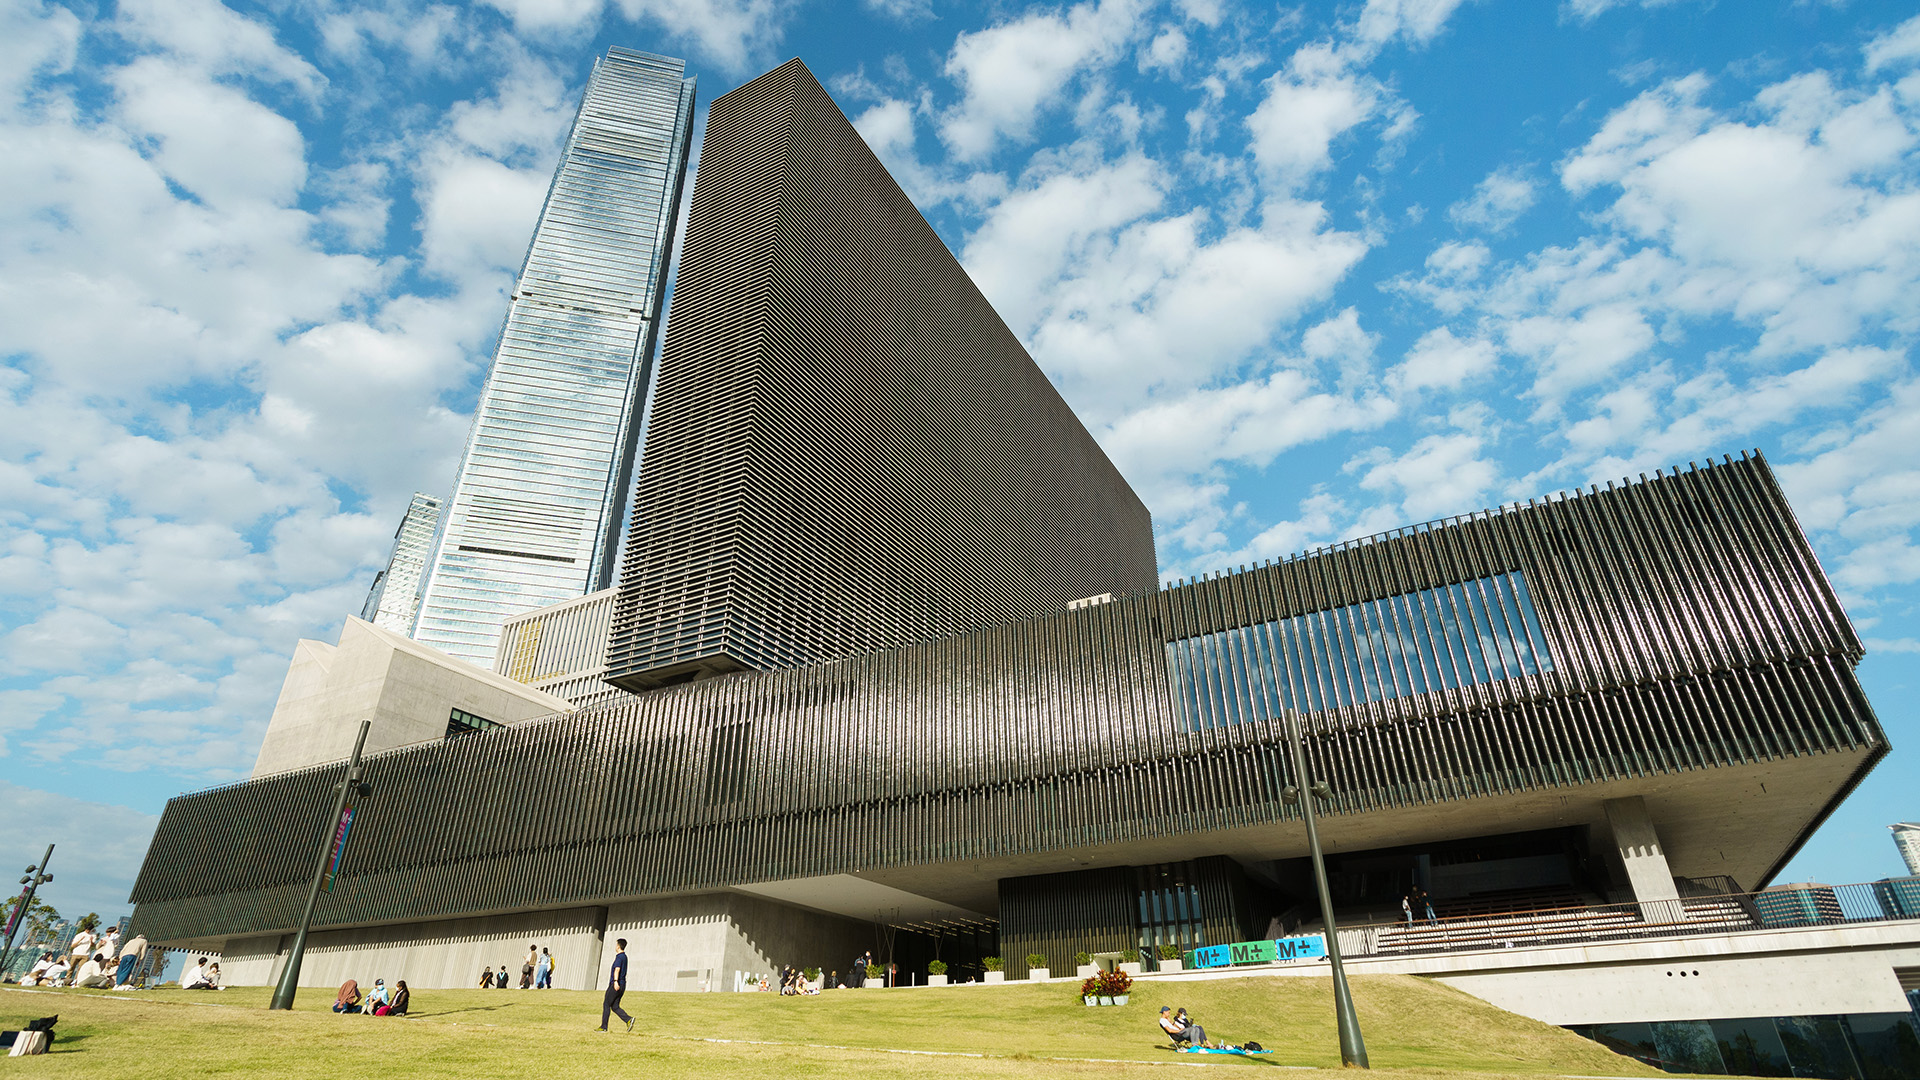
[413, 47, 696, 666]
[360, 492, 443, 634]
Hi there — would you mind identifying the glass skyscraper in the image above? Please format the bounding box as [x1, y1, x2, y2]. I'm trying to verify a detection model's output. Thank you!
[412, 47, 696, 666]
[360, 492, 443, 634]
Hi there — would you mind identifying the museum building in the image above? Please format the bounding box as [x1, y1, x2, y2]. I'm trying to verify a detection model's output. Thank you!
[123, 61, 1915, 1071]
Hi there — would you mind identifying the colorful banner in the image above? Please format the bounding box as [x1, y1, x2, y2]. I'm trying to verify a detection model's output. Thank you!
[1187, 934, 1327, 969]
[3, 888, 28, 940]
[321, 807, 355, 893]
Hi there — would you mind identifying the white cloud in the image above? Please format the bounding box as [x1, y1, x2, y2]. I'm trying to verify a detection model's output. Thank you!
[1563, 0, 1695, 21]
[864, 0, 933, 21]
[1246, 43, 1379, 188]
[1864, 14, 1920, 74]
[116, 0, 326, 102]
[0, 0, 79, 107]
[1355, 0, 1467, 48]
[940, 0, 1145, 159]
[1449, 166, 1536, 232]
[1142, 27, 1188, 74]
[1354, 431, 1499, 522]
[1390, 327, 1499, 392]
[0, 783, 159, 918]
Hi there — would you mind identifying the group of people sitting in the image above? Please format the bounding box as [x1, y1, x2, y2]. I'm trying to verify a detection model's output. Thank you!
[179, 957, 223, 990]
[332, 978, 410, 1016]
[19, 927, 152, 990]
[752, 966, 819, 994]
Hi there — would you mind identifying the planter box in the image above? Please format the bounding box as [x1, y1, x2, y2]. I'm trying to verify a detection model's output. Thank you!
[984, 971, 1005, 984]
[1084, 995, 1098, 1007]
[1118, 962, 1141, 975]
[1076, 964, 1097, 978]
[1159, 960, 1183, 973]
[1027, 968, 1050, 982]
[927, 974, 948, 986]
[1113, 994, 1129, 1006]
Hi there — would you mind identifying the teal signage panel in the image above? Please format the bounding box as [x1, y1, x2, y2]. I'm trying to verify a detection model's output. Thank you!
[1186, 935, 1326, 969]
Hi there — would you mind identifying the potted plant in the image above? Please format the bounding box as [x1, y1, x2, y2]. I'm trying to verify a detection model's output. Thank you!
[927, 959, 948, 986]
[983, 956, 1005, 984]
[803, 966, 821, 989]
[1026, 953, 1049, 982]
[1074, 950, 1095, 978]
[1157, 943, 1183, 973]
[1077, 969, 1133, 1005]
[1104, 967, 1134, 1005]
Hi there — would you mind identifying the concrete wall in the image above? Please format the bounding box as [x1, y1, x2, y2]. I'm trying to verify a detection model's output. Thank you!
[1147, 915, 1920, 1027]
[252, 616, 572, 777]
[601, 892, 873, 993]
[215, 892, 874, 994]
[221, 907, 608, 991]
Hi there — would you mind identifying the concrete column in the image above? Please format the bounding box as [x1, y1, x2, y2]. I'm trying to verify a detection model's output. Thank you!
[1604, 796, 1682, 922]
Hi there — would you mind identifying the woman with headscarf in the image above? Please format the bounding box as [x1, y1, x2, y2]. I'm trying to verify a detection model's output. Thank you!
[332, 979, 361, 1013]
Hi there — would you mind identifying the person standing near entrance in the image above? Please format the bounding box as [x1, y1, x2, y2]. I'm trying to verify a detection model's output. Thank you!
[599, 938, 633, 1032]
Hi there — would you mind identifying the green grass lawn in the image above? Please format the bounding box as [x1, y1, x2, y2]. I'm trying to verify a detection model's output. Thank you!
[1, 975, 1675, 1078]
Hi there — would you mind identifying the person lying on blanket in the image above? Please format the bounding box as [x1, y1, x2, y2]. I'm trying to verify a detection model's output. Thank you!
[1160, 1006, 1212, 1048]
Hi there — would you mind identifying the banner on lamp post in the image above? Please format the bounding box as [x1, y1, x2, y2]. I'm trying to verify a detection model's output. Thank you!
[321, 807, 355, 893]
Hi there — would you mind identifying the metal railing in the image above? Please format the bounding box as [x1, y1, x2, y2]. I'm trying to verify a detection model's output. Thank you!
[1320, 879, 1920, 960]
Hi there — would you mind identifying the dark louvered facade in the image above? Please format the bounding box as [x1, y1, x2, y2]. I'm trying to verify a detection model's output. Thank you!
[603, 59, 1156, 691]
[129, 455, 1886, 972]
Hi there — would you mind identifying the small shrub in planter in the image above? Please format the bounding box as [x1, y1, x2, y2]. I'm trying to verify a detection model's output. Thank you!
[982, 956, 1004, 971]
[1025, 953, 1047, 970]
[1073, 951, 1091, 966]
[1156, 944, 1181, 960]
[1077, 969, 1133, 1004]
[927, 960, 947, 975]
[803, 967, 821, 981]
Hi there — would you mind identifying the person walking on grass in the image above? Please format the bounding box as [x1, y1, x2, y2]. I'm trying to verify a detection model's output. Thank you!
[535, 946, 552, 989]
[599, 938, 633, 1032]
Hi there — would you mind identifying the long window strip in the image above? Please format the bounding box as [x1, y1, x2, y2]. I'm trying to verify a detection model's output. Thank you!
[1492, 572, 1544, 677]
[1247, 616, 1286, 721]
[1299, 610, 1337, 712]
[1389, 591, 1434, 697]
[1459, 575, 1512, 682]
[1511, 571, 1555, 673]
[1443, 581, 1493, 684]
[1259, 614, 1303, 718]
[1363, 595, 1411, 701]
[1464, 572, 1518, 681]
[1220, 626, 1254, 729]
[1477, 573, 1524, 677]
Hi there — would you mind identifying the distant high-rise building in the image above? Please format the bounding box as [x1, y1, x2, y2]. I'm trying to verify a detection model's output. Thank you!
[360, 492, 442, 633]
[1894, 822, 1920, 875]
[604, 59, 1156, 691]
[412, 47, 696, 666]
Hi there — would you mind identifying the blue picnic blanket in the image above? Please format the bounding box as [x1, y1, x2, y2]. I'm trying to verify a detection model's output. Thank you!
[1175, 1046, 1270, 1055]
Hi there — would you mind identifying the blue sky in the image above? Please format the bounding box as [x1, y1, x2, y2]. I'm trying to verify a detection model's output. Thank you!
[2, 0, 1917, 919]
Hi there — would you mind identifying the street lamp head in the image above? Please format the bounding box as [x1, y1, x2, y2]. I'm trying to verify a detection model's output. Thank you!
[1282, 785, 1300, 805]
[17, 876, 28, 885]
[356, 782, 373, 798]
[39, 874, 50, 883]
[1310, 781, 1333, 801]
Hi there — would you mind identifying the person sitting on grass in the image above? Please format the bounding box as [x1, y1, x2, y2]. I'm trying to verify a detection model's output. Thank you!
[363, 979, 390, 1014]
[333, 979, 362, 1013]
[1159, 1006, 1210, 1048]
[42, 957, 70, 986]
[181, 957, 217, 990]
[375, 980, 410, 1016]
[73, 953, 115, 989]
[24, 954, 54, 986]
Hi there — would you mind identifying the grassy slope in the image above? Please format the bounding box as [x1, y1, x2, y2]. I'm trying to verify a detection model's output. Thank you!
[1, 975, 1673, 1079]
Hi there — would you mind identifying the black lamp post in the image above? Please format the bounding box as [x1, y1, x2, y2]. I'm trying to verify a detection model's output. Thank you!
[1, 844, 54, 980]
[1282, 709, 1369, 1069]
[270, 720, 372, 1011]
